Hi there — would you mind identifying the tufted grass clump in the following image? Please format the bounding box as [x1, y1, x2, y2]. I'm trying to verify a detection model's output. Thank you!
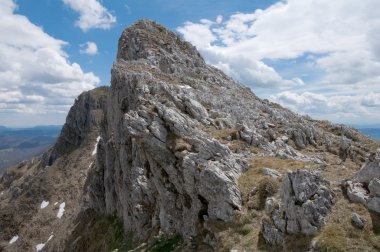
[246, 177, 279, 210]
[315, 225, 349, 252]
[257, 177, 279, 205]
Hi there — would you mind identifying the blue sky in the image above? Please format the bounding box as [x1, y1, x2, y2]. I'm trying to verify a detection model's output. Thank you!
[1, 0, 380, 127]
[15, 0, 277, 89]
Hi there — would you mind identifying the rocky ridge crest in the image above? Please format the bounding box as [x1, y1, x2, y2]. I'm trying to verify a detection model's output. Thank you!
[1, 20, 379, 251]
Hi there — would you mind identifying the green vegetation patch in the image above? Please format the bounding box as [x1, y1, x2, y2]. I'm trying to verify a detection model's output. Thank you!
[67, 210, 133, 252]
[145, 235, 184, 252]
[238, 156, 307, 198]
[67, 209, 184, 252]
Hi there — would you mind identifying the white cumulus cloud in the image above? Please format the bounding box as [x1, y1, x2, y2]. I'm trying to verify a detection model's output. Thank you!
[62, 0, 116, 31]
[0, 0, 99, 125]
[271, 91, 380, 125]
[80, 42, 98, 55]
[177, 20, 216, 48]
[178, 0, 380, 124]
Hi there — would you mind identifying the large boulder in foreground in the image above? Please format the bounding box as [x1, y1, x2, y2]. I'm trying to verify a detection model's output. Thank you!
[262, 169, 335, 246]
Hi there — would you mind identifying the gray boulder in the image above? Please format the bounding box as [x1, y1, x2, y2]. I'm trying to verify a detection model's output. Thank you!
[345, 159, 380, 213]
[354, 159, 380, 184]
[346, 181, 369, 205]
[369, 178, 380, 197]
[261, 170, 334, 246]
[261, 217, 284, 247]
[367, 197, 380, 213]
[351, 212, 366, 229]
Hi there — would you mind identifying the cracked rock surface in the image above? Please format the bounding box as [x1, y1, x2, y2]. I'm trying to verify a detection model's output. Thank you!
[345, 156, 380, 213]
[262, 170, 334, 246]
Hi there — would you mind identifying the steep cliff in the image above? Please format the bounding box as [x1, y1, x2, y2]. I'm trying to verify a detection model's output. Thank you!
[0, 87, 108, 251]
[1, 20, 380, 252]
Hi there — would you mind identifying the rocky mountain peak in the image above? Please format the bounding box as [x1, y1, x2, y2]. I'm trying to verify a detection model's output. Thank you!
[1, 20, 380, 252]
[117, 19, 205, 73]
[42, 87, 108, 166]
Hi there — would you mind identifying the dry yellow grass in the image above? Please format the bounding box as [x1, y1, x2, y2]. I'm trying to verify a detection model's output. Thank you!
[316, 225, 349, 252]
[315, 192, 380, 251]
[201, 126, 248, 153]
[202, 127, 238, 141]
[206, 210, 267, 252]
[197, 123, 379, 251]
[238, 156, 308, 198]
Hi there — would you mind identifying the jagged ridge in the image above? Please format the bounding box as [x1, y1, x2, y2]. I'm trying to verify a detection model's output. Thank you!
[1, 19, 379, 252]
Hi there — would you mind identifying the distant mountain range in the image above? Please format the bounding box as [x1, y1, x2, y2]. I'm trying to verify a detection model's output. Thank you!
[357, 128, 380, 140]
[0, 125, 61, 174]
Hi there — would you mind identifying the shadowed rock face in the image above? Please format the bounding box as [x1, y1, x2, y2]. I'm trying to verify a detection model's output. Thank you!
[1, 20, 380, 251]
[42, 87, 108, 166]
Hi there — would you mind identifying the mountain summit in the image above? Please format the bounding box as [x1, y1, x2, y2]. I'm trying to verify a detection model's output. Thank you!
[1, 20, 380, 251]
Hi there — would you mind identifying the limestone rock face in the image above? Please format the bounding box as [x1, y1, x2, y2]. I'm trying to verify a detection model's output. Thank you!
[87, 20, 245, 243]
[354, 158, 380, 184]
[262, 170, 334, 246]
[346, 181, 369, 205]
[84, 20, 372, 247]
[43, 87, 108, 165]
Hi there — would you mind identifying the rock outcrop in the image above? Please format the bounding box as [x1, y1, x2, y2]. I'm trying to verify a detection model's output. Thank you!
[262, 170, 334, 246]
[345, 154, 380, 213]
[87, 20, 245, 243]
[43, 87, 108, 166]
[86, 20, 347, 246]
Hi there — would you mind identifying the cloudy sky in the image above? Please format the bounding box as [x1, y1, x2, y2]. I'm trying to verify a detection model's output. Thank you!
[1, 0, 379, 127]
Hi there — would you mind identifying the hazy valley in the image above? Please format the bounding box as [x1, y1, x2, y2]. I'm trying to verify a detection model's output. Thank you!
[0, 126, 61, 174]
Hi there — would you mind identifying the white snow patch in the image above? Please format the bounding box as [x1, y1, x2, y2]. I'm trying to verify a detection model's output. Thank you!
[36, 234, 54, 251]
[47, 235, 53, 242]
[179, 85, 192, 89]
[40, 200, 49, 209]
[36, 243, 45, 251]
[57, 202, 65, 218]
[9, 235, 19, 244]
[92, 136, 101, 155]
[54, 202, 58, 206]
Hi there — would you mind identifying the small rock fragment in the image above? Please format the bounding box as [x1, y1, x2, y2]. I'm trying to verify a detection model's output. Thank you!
[351, 212, 365, 229]
[262, 168, 281, 178]
[345, 181, 369, 205]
